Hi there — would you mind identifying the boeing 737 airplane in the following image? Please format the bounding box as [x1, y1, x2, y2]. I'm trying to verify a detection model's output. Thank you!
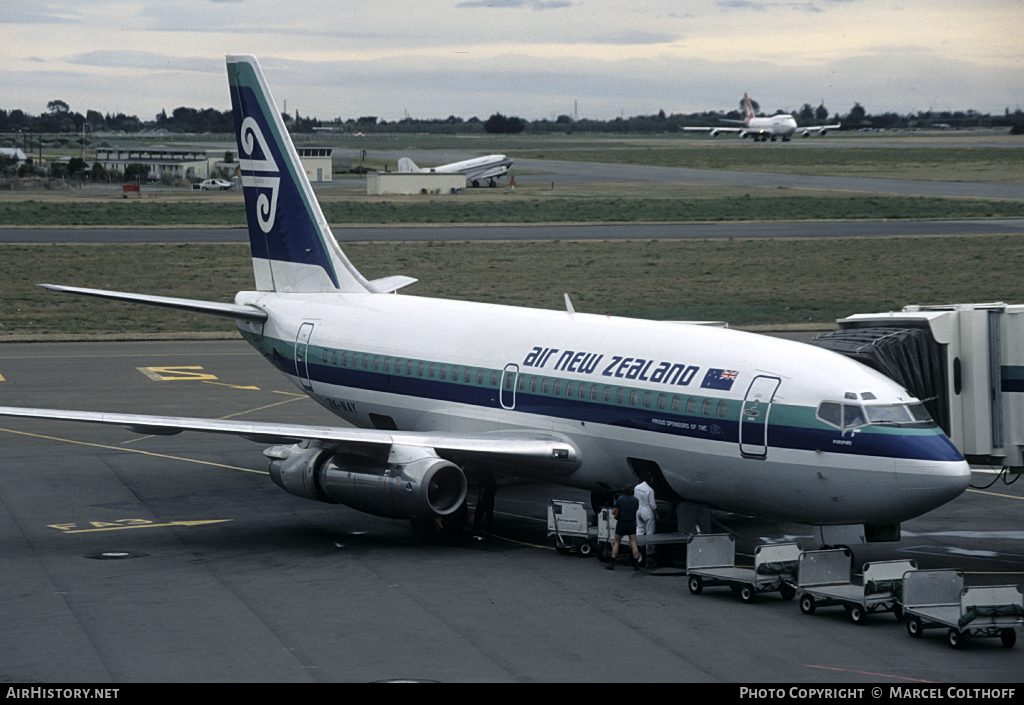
[398, 154, 513, 187]
[0, 57, 969, 542]
[685, 93, 841, 142]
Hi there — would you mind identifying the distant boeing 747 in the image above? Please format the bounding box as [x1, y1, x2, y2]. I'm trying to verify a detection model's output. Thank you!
[686, 93, 841, 142]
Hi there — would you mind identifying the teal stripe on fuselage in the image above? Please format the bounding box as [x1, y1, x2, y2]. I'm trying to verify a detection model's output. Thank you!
[243, 331, 956, 462]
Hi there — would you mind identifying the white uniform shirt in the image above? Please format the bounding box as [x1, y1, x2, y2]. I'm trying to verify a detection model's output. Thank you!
[634, 482, 656, 535]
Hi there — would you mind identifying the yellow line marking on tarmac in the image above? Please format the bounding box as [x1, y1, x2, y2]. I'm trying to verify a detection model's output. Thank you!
[0, 427, 267, 474]
[52, 520, 232, 534]
[966, 488, 1024, 501]
[137, 366, 218, 381]
[202, 381, 261, 390]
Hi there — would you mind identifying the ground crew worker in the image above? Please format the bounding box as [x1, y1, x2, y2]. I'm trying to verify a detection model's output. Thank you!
[607, 486, 640, 570]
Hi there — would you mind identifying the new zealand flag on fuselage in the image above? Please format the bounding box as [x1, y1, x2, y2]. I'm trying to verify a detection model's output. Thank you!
[701, 368, 739, 391]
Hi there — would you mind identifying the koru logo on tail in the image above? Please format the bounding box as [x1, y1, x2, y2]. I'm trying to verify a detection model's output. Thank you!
[239, 116, 281, 233]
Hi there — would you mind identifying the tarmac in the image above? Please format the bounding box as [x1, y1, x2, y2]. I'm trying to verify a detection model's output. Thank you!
[1, 339, 1021, 683]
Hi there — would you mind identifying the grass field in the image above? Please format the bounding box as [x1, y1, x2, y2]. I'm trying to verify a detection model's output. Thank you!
[2, 190, 1023, 227]
[2, 132, 1021, 339]
[4, 235, 1024, 339]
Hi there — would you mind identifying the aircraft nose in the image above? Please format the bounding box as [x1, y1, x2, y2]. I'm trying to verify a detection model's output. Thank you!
[895, 458, 972, 518]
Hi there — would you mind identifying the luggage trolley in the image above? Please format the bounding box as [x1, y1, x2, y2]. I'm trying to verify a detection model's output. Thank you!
[796, 551, 917, 624]
[547, 499, 595, 557]
[686, 533, 801, 603]
[902, 569, 1023, 650]
[594, 506, 691, 566]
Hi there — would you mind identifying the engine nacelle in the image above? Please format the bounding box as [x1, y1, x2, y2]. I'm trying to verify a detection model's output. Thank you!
[801, 130, 811, 138]
[266, 443, 468, 520]
[709, 129, 721, 138]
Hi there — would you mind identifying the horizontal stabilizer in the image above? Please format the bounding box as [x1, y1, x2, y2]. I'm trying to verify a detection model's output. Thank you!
[368, 275, 418, 293]
[39, 284, 267, 322]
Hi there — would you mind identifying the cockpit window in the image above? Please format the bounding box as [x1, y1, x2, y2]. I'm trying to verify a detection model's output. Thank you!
[844, 404, 867, 429]
[865, 404, 913, 424]
[817, 401, 935, 430]
[908, 403, 933, 422]
[818, 402, 842, 427]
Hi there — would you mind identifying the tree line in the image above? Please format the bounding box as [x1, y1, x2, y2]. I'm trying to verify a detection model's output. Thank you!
[2, 99, 1022, 138]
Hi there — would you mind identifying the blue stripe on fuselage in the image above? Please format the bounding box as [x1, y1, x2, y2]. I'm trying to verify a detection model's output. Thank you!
[255, 336, 962, 465]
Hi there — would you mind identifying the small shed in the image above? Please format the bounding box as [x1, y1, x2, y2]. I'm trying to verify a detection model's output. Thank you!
[367, 171, 464, 195]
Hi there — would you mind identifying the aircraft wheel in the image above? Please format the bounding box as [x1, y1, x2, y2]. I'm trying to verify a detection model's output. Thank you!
[740, 584, 756, 603]
[1001, 628, 1016, 648]
[688, 575, 703, 595]
[947, 628, 965, 650]
[800, 594, 816, 615]
[907, 616, 923, 638]
[472, 179, 480, 188]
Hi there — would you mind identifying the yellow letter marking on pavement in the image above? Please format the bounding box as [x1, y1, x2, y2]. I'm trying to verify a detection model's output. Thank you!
[137, 366, 218, 381]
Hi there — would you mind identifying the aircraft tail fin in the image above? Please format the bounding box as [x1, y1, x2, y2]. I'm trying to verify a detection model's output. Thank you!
[743, 93, 755, 125]
[397, 157, 419, 173]
[226, 55, 371, 293]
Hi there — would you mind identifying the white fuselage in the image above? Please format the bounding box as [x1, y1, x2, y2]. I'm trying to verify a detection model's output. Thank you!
[742, 114, 798, 139]
[400, 154, 513, 183]
[235, 290, 971, 527]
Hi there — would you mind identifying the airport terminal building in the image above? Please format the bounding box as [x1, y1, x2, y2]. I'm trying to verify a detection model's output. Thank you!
[94, 143, 333, 182]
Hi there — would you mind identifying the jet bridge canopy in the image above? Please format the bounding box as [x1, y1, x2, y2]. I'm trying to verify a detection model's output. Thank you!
[808, 327, 949, 437]
[809, 304, 1024, 472]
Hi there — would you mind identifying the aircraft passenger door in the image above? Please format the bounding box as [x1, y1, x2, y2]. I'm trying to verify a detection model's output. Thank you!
[739, 375, 781, 458]
[500, 363, 518, 410]
[295, 322, 315, 392]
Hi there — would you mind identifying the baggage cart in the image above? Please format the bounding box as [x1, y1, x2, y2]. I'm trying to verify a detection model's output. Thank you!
[902, 569, 1023, 649]
[686, 533, 801, 603]
[547, 499, 595, 556]
[796, 551, 916, 624]
[595, 506, 690, 566]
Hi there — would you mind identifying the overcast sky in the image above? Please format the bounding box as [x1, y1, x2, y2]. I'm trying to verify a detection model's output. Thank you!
[2, 0, 1021, 123]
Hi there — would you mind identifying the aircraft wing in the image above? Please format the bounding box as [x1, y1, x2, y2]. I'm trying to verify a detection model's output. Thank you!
[0, 406, 580, 477]
[682, 126, 742, 133]
[801, 123, 842, 135]
[462, 158, 513, 182]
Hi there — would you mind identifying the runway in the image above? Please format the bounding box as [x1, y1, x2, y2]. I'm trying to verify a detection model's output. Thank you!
[1, 340, 1021, 682]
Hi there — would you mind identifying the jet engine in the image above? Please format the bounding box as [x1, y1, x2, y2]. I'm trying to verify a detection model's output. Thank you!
[801, 130, 812, 138]
[265, 442, 468, 520]
[709, 129, 721, 138]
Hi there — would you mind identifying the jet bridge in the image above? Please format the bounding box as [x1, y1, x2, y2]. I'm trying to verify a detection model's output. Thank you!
[808, 303, 1024, 472]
